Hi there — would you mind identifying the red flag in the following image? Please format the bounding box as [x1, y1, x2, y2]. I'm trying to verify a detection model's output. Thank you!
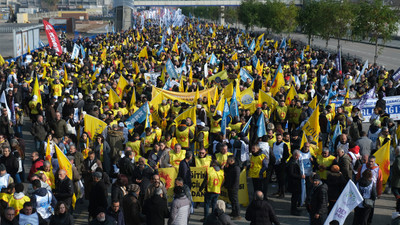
[43, 20, 62, 56]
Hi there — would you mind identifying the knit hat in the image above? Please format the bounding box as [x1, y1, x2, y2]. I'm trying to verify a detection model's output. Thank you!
[331, 165, 340, 173]
[127, 184, 140, 193]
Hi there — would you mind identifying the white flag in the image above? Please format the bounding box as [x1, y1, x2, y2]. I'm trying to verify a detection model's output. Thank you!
[71, 43, 80, 60]
[324, 180, 363, 225]
[0, 91, 11, 121]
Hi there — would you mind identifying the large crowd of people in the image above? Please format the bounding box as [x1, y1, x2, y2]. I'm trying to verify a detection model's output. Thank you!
[0, 12, 399, 225]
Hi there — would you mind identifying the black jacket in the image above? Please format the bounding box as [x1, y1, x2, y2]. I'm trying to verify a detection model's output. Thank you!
[224, 162, 240, 190]
[49, 212, 74, 225]
[286, 157, 302, 193]
[0, 154, 19, 176]
[142, 195, 169, 225]
[245, 199, 280, 225]
[204, 208, 235, 225]
[54, 177, 74, 208]
[178, 159, 192, 188]
[118, 156, 135, 178]
[309, 183, 328, 216]
[325, 172, 347, 201]
[88, 180, 108, 217]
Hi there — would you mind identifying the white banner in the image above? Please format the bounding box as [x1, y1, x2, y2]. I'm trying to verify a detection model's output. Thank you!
[332, 95, 400, 121]
[324, 180, 363, 225]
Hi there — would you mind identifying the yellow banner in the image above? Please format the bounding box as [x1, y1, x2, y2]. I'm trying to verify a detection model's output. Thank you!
[175, 106, 197, 126]
[219, 169, 249, 206]
[153, 86, 217, 103]
[158, 167, 178, 202]
[191, 167, 207, 202]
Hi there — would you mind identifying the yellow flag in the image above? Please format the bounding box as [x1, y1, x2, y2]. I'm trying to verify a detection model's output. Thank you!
[63, 65, 68, 85]
[0, 54, 5, 66]
[308, 96, 318, 110]
[207, 42, 211, 49]
[92, 68, 100, 82]
[302, 107, 320, 143]
[189, 68, 193, 85]
[84, 114, 108, 139]
[101, 48, 107, 61]
[285, 85, 297, 105]
[55, 144, 76, 208]
[175, 106, 197, 126]
[274, 41, 278, 50]
[194, 86, 200, 103]
[138, 47, 148, 59]
[207, 91, 213, 109]
[179, 78, 184, 92]
[256, 60, 262, 75]
[345, 88, 350, 99]
[300, 131, 307, 149]
[270, 65, 284, 96]
[130, 87, 136, 109]
[33, 75, 42, 107]
[305, 45, 310, 52]
[215, 94, 225, 115]
[224, 82, 234, 99]
[172, 38, 179, 54]
[374, 141, 391, 189]
[192, 52, 200, 62]
[108, 89, 121, 109]
[213, 87, 219, 104]
[116, 76, 128, 97]
[232, 52, 238, 61]
[259, 89, 278, 111]
[208, 70, 228, 82]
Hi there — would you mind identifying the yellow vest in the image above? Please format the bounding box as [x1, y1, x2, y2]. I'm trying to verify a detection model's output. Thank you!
[29, 101, 39, 115]
[292, 107, 302, 124]
[152, 128, 162, 141]
[215, 152, 233, 168]
[159, 104, 170, 117]
[176, 128, 190, 148]
[189, 125, 196, 141]
[142, 133, 156, 153]
[210, 117, 222, 133]
[276, 106, 287, 121]
[169, 150, 186, 168]
[207, 167, 224, 194]
[249, 153, 266, 178]
[127, 140, 142, 157]
[36, 170, 55, 189]
[9, 195, 30, 215]
[267, 135, 276, 148]
[316, 155, 335, 180]
[343, 104, 353, 117]
[195, 155, 212, 167]
[0, 193, 11, 202]
[171, 106, 182, 116]
[197, 131, 209, 150]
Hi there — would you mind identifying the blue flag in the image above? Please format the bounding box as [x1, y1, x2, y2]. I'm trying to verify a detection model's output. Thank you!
[249, 39, 255, 51]
[209, 27, 213, 34]
[181, 43, 192, 54]
[329, 122, 342, 153]
[230, 88, 239, 118]
[244, 40, 248, 48]
[80, 45, 86, 59]
[300, 49, 304, 61]
[257, 113, 266, 138]
[39, 39, 45, 48]
[186, 32, 190, 43]
[126, 102, 150, 129]
[166, 58, 178, 79]
[209, 53, 218, 65]
[357, 60, 369, 83]
[336, 48, 342, 74]
[239, 68, 254, 82]
[279, 38, 286, 49]
[163, 78, 171, 90]
[221, 99, 230, 135]
[157, 44, 165, 57]
[251, 55, 258, 68]
[241, 117, 252, 134]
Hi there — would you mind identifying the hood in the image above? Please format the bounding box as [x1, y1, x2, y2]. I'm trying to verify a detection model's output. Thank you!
[369, 125, 380, 133]
[358, 177, 372, 187]
[177, 125, 188, 132]
[33, 188, 49, 197]
[108, 130, 123, 136]
[253, 200, 265, 209]
[199, 126, 209, 132]
[349, 145, 360, 155]
[214, 208, 225, 216]
[14, 192, 25, 199]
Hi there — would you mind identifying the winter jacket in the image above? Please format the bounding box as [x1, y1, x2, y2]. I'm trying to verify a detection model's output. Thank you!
[122, 192, 142, 225]
[178, 159, 191, 188]
[31, 121, 49, 141]
[88, 180, 108, 218]
[49, 212, 74, 225]
[0, 154, 19, 176]
[356, 136, 372, 156]
[106, 207, 125, 225]
[204, 208, 235, 225]
[143, 194, 169, 225]
[168, 194, 191, 225]
[286, 157, 302, 194]
[392, 155, 400, 188]
[106, 129, 125, 162]
[224, 161, 240, 190]
[309, 183, 328, 216]
[336, 154, 353, 180]
[54, 177, 74, 208]
[245, 199, 280, 225]
[52, 119, 67, 138]
[325, 172, 347, 201]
